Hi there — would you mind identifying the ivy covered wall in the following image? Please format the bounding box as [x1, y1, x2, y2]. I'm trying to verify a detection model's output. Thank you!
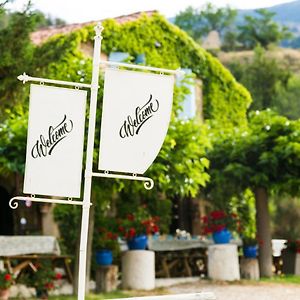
[36, 13, 251, 128]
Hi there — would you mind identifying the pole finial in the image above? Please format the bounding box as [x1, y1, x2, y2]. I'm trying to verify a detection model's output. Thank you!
[17, 72, 29, 84]
[94, 22, 104, 38]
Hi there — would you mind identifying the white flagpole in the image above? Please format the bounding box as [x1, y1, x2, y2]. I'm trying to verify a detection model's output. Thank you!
[77, 22, 103, 300]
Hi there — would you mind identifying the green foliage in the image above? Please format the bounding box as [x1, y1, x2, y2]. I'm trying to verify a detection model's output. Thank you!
[0, 105, 28, 174]
[27, 260, 56, 290]
[175, 3, 237, 43]
[99, 14, 251, 128]
[227, 46, 291, 112]
[0, 269, 13, 289]
[238, 9, 292, 49]
[273, 75, 300, 120]
[53, 205, 82, 255]
[230, 189, 256, 241]
[272, 195, 300, 239]
[0, 11, 252, 255]
[207, 110, 300, 198]
[33, 10, 66, 29]
[0, 5, 38, 118]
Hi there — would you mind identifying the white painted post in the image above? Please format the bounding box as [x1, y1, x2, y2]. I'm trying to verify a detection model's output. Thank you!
[77, 23, 103, 300]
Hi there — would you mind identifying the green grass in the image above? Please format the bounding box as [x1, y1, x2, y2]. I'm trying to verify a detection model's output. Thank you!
[49, 291, 131, 300]
[260, 274, 300, 284]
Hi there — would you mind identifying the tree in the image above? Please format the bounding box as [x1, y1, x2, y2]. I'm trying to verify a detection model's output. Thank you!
[175, 3, 237, 43]
[0, 2, 38, 119]
[207, 110, 300, 277]
[238, 9, 292, 49]
[0, 2, 66, 119]
[0, 11, 250, 290]
[227, 46, 291, 113]
[33, 10, 66, 29]
[273, 75, 300, 120]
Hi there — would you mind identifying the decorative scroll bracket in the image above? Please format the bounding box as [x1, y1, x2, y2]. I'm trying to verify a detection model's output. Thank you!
[92, 171, 154, 190]
[9, 196, 89, 209]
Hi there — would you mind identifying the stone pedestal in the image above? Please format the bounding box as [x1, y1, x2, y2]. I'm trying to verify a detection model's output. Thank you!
[208, 244, 240, 281]
[95, 265, 118, 293]
[240, 258, 259, 280]
[282, 250, 300, 274]
[295, 253, 300, 275]
[122, 250, 155, 290]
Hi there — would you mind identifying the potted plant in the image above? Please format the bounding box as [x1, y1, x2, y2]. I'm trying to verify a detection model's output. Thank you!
[28, 261, 62, 299]
[96, 226, 119, 266]
[201, 210, 240, 244]
[118, 206, 160, 250]
[0, 270, 14, 300]
[282, 240, 300, 274]
[242, 236, 258, 258]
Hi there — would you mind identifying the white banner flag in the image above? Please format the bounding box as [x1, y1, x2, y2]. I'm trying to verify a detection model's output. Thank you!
[23, 84, 87, 198]
[98, 69, 174, 174]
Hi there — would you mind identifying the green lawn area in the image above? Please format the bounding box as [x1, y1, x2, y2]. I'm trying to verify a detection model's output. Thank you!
[260, 274, 300, 284]
[49, 291, 130, 300]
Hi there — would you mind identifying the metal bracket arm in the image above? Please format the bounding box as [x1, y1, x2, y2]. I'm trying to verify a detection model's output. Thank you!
[17, 73, 92, 89]
[9, 196, 89, 209]
[92, 171, 154, 190]
[99, 60, 184, 76]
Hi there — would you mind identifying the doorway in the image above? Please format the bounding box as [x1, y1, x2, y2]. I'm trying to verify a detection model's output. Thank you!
[0, 186, 14, 235]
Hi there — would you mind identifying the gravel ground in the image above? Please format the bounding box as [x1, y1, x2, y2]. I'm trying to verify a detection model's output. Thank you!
[167, 280, 300, 300]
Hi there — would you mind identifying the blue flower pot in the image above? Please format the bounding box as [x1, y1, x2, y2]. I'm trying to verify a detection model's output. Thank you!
[212, 228, 231, 244]
[96, 249, 113, 265]
[127, 235, 148, 250]
[243, 245, 258, 258]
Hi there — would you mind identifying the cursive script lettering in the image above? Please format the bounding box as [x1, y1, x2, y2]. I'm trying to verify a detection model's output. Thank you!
[31, 115, 73, 158]
[119, 94, 159, 138]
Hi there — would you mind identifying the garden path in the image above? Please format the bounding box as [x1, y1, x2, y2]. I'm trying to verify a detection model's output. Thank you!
[166, 280, 300, 300]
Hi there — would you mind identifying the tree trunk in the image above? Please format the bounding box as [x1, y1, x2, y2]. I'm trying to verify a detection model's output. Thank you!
[254, 187, 273, 277]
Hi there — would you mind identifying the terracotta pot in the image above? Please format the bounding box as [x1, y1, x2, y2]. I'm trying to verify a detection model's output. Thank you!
[0, 288, 10, 300]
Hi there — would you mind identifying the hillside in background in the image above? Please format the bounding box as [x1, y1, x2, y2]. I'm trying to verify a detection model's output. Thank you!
[238, 1, 300, 35]
[237, 0, 300, 25]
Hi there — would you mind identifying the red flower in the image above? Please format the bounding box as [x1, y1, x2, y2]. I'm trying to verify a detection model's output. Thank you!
[152, 225, 159, 233]
[118, 225, 125, 232]
[127, 214, 134, 221]
[203, 227, 212, 235]
[45, 282, 54, 290]
[128, 227, 136, 238]
[146, 226, 152, 235]
[215, 224, 225, 232]
[106, 232, 114, 239]
[201, 216, 208, 223]
[210, 210, 226, 220]
[55, 273, 63, 280]
[142, 219, 151, 225]
[4, 274, 11, 281]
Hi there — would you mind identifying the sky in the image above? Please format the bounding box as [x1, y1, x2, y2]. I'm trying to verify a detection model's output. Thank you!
[7, 0, 296, 24]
